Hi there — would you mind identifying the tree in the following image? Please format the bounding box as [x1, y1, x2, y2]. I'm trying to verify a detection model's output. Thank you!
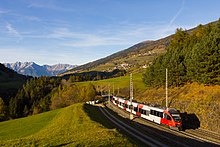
[23, 105, 29, 116]
[0, 97, 6, 114]
[143, 20, 220, 87]
[84, 83, 96, 101]
[188, 22, 220, 84]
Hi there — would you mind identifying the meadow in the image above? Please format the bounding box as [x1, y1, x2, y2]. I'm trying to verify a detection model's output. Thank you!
[0, 103, 134, 146]
[78, 73, 146, 98]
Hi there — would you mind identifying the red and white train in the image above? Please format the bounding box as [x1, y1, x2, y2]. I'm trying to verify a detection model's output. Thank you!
[111, 96, 182, 131]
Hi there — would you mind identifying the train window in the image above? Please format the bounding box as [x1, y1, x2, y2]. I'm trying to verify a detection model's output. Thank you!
[164, 114, 171, 120]
[167, 115, 171, 120]
[142, 110, 146, 115]
[155, 111, 158, 116]
[159, 112, 163, 118]
[152, 110, 156, 116]
[134, 107, 138, 112]
[164, 113, 166, 118]
[146, 110, 150, 116]
[139, 108, 142, 113]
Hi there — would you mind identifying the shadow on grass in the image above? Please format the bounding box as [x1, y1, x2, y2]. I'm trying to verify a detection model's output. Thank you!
[51, 142, 73, 147]
[84, 103, 219, 147]
[83, 104, 115, 129]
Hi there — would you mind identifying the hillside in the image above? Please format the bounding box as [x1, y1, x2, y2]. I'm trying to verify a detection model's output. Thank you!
[4, 62, 76, 77]
[138, 83, 220, 133]
[78, 20, 220, 133]
[0, 103, 134, 146]
[0, 63, 29, 101]
[63, 36, 170, 75]
[143, 20, 220, 87]
[77, 73, 220, 133]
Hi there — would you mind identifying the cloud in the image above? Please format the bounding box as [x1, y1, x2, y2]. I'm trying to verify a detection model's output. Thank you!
[30, 22, 179, 48]
[47, 27, 125, 47]
[5, 22, 22, 41]
[169, 0, 185, 27]
[63, 36, 126, 47]
[22, 15, 41, 22]
[27, 0, 74, 12]
[0, 8, 9, 14]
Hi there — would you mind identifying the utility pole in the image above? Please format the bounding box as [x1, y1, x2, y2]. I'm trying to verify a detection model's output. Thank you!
[166, 68, 168, 110]
[113, 83, 114, 96]
[108, 84, 110, 104]
[130, 73, 133, 120]
[117, 86, 119, 96]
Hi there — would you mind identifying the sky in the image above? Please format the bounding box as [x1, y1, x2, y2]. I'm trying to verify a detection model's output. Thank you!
[0, 0, 220, 65]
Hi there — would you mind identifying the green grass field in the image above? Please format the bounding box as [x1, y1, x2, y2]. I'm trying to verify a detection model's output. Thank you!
[78, 73, 146, 97]
[0, 103, 134, 146]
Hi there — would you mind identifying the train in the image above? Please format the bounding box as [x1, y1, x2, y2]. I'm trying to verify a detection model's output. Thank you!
[111, 96, 182, 131]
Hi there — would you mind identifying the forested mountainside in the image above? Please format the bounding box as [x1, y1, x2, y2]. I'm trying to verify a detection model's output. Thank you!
[143, 19, 220, 87]
[0, 63, 30, 101]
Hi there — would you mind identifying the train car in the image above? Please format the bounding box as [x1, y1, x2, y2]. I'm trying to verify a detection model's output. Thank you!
[111, 96, 182, 131]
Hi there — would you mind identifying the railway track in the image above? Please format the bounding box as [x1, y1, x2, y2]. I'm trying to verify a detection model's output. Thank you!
[102, 102, 220, 146]
[99, 106, 167, 147]
[182, 129, 220, 145]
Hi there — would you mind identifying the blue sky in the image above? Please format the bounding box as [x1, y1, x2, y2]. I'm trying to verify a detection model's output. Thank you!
[0, 0, 219, 65]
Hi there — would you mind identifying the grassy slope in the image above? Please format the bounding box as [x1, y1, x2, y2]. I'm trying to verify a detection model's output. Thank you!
[138, 83, 220, 133]
[78, 73, 146, 97]
[0, 103, 133, 146]
[78, 74, 220, 133]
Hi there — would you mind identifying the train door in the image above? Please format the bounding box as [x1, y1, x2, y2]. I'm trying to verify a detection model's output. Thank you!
[162, 113, 173, 127]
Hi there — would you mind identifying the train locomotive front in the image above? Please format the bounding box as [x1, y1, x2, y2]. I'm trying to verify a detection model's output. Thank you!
[161, 108, 182, 131]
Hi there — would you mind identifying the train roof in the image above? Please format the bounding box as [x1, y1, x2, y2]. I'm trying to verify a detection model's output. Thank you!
[167, 108, 179, 114]
[113, 96, 165, 110]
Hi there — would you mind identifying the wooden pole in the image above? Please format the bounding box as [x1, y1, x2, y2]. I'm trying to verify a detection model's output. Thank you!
[130, 73, 133, 120]
[166, 68, 168, 110]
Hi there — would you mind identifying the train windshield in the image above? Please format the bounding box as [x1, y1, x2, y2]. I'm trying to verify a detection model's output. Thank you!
[171, 114, 181, 122]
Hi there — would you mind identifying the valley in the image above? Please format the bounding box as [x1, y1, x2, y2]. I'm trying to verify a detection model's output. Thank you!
[0, 16, 220, 146]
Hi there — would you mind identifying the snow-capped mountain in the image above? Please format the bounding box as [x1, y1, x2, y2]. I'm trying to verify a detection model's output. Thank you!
[4, 62, 77, 77]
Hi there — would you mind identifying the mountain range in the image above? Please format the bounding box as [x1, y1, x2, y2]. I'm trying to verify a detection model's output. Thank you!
[4, 62, 77, 77]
